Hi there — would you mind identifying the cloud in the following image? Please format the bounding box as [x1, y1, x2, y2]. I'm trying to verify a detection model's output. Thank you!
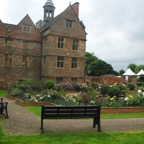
[83, 0, 144, 71]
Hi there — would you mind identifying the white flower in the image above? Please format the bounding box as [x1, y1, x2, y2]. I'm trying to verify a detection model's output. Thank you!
[73, 99, 76, 102]
[47, 95, 51, 98]
[138, 90, 142, 94]
[124, 97, 128, 101]
[90, 101, 95, 104]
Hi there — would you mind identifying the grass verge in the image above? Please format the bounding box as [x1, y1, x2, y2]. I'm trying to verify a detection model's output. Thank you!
[0, 90, 8, 97]
[3, 132, 144, 144]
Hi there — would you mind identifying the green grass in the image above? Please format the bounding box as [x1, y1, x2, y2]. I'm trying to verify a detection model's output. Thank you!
[2, 132, 144, 144]
[2, 102, 144, 144]
[25, 106, 144, 119]
[25, 106, 41, 116]
[0, 90, 8, 97]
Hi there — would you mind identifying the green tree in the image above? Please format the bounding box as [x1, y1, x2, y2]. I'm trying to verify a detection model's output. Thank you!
[85, 52, 98, 71]
[119, 69, 125, 75]
[128, 64, 137, 73]
[87, 59, 114, 76]
[135, 65, 144, 74]
[85, 52, 118, 76]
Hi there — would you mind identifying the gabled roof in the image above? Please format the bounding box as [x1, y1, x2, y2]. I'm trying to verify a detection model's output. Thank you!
[137, 69, 144, 76]
[40, 3, 86, 33]
[122, 68, 136, 76]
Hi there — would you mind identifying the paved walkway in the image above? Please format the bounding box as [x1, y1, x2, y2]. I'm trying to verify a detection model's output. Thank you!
[0, 97, 144, 135]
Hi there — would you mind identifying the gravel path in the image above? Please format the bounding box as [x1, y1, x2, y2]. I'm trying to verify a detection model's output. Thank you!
[0, 97, 144, 135]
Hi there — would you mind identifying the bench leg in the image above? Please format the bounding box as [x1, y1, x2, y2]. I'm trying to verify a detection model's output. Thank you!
[93, 118, 101, 132]
[4, 109, 9, 118]
[93, 118, 96, 128]
[40, 128, 44, 134]
[40, 119, 44, 134]
[97, 122, 101, 132]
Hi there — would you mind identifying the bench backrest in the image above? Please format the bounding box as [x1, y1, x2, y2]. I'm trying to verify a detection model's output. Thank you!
[41, 105, 101, 119]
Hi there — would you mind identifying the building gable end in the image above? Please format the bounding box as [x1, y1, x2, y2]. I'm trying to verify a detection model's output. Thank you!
[10, 14, 41, 41]
[46, 5, 86, 40]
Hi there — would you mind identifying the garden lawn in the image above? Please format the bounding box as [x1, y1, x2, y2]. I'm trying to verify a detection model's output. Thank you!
[25, 106, 144, 119]
[3, 132, 144, 144]
[0, 90, 8, 97]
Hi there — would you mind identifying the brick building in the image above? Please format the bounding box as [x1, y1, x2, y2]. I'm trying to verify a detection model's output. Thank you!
[0, 0, 86, 89]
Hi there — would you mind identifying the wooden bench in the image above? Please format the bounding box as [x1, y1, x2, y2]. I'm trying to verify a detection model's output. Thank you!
[0, 98, 9, 118]
[40, 105, 101, 134]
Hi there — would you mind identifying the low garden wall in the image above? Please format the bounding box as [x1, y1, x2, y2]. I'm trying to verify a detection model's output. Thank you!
[101, 107, 144, 114]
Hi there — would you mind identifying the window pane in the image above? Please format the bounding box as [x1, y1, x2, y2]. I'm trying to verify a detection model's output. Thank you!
[72, 57, 77, 68]
[56, 77, 63, 84]
[71, 78, 77, 83]
[57, 56, 64, 67]
[66, 20, 73, 27]
[58, 37, 64, 48]
[73, 39, 79, 50]
[23, 25, 31, 33]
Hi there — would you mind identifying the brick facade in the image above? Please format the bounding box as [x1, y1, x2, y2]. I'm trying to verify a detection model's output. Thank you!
[0, 1, 86, 88]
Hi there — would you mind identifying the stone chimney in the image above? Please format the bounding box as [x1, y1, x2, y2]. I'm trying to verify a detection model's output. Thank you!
[72, 2, 79, 17]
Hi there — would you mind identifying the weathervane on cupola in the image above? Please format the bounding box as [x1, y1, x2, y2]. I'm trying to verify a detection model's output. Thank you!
[43, 0, 55, 22]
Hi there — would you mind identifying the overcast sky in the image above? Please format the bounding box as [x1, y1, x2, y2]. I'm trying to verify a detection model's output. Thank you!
[0, 0, 144, 71]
